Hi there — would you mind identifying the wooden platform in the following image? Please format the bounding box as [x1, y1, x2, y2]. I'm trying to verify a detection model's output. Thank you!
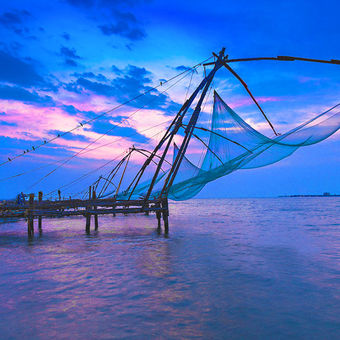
[0, 193, 169, 237]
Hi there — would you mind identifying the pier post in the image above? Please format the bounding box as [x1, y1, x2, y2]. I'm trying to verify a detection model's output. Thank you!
[93, 190, 98, 231]
[112, 200, 116, 217]
[155, 202, 161, 231]
[38, 191, 43, 232]
[27, 193, 34, 237]
[161, 198, 169, 234]
[144, 203, 149, 215]
[85, 186, 91, 234]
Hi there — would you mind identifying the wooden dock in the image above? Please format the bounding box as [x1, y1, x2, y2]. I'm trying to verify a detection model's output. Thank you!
[0, 190, 169, 237]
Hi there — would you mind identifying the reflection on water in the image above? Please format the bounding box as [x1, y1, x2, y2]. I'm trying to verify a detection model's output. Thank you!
[0, 198, 339, 339]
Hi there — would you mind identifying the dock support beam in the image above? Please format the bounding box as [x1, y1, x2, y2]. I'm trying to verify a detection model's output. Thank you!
[27, 193, 34, 237]
[144, 203, 149, 215]
[38, 191, 43, 233]
[85, 186, 91, 234]
[161, 198, 169, 234]
[93, 190, 98, 231]
[155, 202, 161, 232]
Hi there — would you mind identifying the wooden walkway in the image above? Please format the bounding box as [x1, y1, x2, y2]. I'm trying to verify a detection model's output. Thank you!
[0, 191, 169, 237]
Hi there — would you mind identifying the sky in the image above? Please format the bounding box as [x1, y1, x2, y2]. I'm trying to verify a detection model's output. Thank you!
[0, 0, 339, 199]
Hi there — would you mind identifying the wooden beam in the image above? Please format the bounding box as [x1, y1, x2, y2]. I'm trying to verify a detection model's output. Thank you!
[204, 55, 340, 66]
[27, 193, 34, 237]
[86, 186, 91, 233]
[93, 190, 98, 230]
[160, 48, 225, 197]
[114, 150, 132, 200]
[162, 198, 169, 234]
[213, 52, 278, 136]
[38, 191, 43, 232]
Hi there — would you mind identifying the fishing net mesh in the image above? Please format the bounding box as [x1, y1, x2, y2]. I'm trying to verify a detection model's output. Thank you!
[113, 91, 340, 200]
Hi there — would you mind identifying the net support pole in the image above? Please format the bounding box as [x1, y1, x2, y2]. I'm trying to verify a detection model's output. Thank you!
[213, 52, 278, 136]
[142, 52, 224, 202]
[114, 150, 132, 200]
[160, 48, 225, 197]
[126, 109, 185, 200]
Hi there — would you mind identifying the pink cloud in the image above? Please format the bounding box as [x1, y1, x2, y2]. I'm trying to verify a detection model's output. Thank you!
[0, 100, 81, 140]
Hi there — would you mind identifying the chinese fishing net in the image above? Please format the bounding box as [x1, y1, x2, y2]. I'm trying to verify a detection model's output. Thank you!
[110, 91, 340, 200]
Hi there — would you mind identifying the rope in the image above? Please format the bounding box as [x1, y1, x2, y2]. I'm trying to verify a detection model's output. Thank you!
[184, 69, 195, 102]
[45, 121, 172, 197]
[0, 117, 173, 183]
[0, 56, 213, 168]
[27, 71, 192, 189]
[2, 68, 191, 184]
[46, 150, 127, 197]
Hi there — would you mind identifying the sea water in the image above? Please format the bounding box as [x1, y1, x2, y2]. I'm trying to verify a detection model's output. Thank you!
[0, 198, 339, 339]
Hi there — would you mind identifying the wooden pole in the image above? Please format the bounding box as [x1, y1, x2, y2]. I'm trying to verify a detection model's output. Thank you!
[27, 193, 34, 237]
[85, 186, 91, 233]
[141, 63, 218, 202]
[98, 157, 125, 197]
[213, 53, 278, 136]
[160, 51, 224, 197]
[114, 150, 132, 200]
[144, 203, 149, 215]
[158, 48, 225, 199]
[93, 190, 98, 231]
[162, 198, 169, 234]
[156, 201, 161, 231]
[38, 191, 43, 232]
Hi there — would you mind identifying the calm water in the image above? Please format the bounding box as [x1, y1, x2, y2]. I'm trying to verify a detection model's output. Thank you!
[0, 198, 339, 339]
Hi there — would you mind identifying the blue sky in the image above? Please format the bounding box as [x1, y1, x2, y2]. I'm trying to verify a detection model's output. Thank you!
[0, 0, 339, 199]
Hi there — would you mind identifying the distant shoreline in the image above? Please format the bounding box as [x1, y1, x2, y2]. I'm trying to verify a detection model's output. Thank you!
[279, 193, 339, 197]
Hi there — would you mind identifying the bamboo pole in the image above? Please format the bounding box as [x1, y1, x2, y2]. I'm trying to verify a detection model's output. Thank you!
[142, 60, 219, 202]
[38, 191, 43, 232]
[114, 150, 132, 200]
[155, 201, 161, 231]
[160, 49, 225, 197]
[162, 198, 169, 234]
[93, 190, 98, 230]
[27, 193, 34, 237]
[85, 186, 91, 233]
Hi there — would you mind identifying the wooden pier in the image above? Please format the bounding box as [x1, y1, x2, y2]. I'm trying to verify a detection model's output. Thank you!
[0, 49, 238, 237]
[0, 190, 170, 237]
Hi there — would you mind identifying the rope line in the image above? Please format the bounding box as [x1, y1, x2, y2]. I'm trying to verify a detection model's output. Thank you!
[1, 68, 192, 183]
[0, 117, 174, 183]
[47, 124, 170, 198]
[27, 71, 192, 189]
[0, 56, 213, 168]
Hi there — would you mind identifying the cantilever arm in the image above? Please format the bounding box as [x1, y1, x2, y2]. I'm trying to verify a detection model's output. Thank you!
[204, 56, 340, 66]
[213, 52, 278, 136]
